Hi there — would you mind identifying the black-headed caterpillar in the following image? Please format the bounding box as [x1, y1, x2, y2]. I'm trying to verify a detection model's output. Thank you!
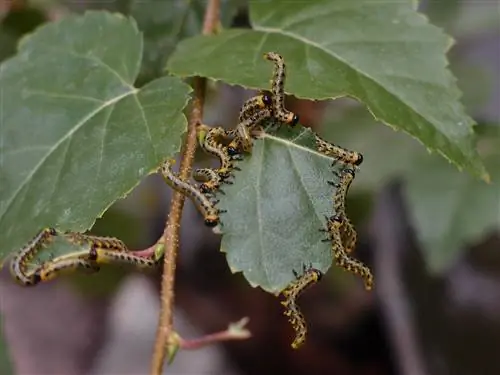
[263, 52, 299, 127]
[227, 107, 273, 155]
[200, 126, 241, 180]
[281, 264, 323, 349]
[9, 227, 58, 286]
[192, 168, 225, 195]
[35, 257, 99, 283]
[33, 244, 158, 284]
[315, 134, 363, 167]
[63, 231, 128, 251]
[88, 245, 159, 268]
[321, 214, 373, 290]
[327, 168, 357, 254]
[160, 159, 222, 227]
[227, 94, 273, 154]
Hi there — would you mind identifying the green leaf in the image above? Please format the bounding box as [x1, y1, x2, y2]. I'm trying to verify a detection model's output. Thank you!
[167, 0, 488, 182]
[0, 11, 192, 260]
[131, 0, 241, 83]
[218, 125, 354, 294]
[0, 315, 13, 375]
[403, 140, 500, 272]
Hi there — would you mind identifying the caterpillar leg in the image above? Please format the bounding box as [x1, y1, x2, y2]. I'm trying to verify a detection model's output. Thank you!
[325, 215, 373, 290]
[263, 52, 299, 126]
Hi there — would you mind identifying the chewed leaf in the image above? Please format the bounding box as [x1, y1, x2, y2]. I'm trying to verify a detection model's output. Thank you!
[217, 125, 350, 294]
[0, 11, 192, 259]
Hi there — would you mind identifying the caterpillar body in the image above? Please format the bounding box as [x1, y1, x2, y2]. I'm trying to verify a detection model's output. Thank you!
[201, 127, 241, 180]
[328, 168, 357, 254]
[227, 108, 273, 155]
[281, 264, 323, 349]
[263, 52, 299, 126]
[36, 257, 99, 283]
[227, 94, 273, 154]
[315, 134, 363, 167]
[63, 231, 128, 251]
[9, 227, 58, 286]
[192, 168, 225, 195]
[322, 215, 373, 290]
[88, 245, 159, 268]
[161, 159, 221, 227]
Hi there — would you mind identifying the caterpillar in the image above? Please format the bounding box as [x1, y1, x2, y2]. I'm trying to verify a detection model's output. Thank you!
[227, 108, 273, 155]
[227, 94, 273, 154]
[321, 214, 373, 290]
[88, 245, 159, 268]
[35, 257, 99, 283]
[199, 126, 241, 180]
[192, 168, 224, 195]
[161, 159, 222, 227]
[263, 52, 299, 127]
[315, 134, 363, 167]
[26, 243, 158, 284]
[327, 168, 357, 254]
[63, 231, 128, 251]
[281, 264, 323, 349]
[9, 227, 58, 286]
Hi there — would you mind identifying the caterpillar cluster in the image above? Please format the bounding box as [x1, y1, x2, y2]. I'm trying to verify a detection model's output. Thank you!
[9, 228, 159, 286]
[280, 264, 323, 349]
[178, 52, 300, 226]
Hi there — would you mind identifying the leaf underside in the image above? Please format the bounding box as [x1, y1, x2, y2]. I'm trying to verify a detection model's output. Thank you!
[217, 125, 351, 294]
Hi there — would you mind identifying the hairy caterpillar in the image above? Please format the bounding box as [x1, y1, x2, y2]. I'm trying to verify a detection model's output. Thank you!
[227, 108, 273, 155]
[88, 245, 159, 268]
[281, 264, 323, 349]
[192, 168, 225, 195]
[63, 231, 128, 251]
[200, 126, 242, 180]
[227, 94, 273, 154]
[263, 52, 299, 126]
[161, 159, 222, 227]
[321, 215, 373, 290]
[35, 257, 99, 283]
[327, 168, 357, 254]
[9, 227, 57, 286]
[194, 126, 239, 196]
[315, 134, 363, 167]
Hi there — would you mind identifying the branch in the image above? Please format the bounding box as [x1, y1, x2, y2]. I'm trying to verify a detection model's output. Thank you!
[150, 0, 221, 373]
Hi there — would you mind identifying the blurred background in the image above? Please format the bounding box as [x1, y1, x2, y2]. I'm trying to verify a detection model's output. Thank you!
[0, 0, 498, 374]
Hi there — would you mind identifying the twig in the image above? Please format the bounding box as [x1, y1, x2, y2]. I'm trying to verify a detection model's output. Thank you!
[179, 317, 251, 351]
[150, 1, 220, 373]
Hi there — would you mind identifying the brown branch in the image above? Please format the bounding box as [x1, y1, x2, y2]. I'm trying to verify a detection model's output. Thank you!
[150, 0, 220, 373]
